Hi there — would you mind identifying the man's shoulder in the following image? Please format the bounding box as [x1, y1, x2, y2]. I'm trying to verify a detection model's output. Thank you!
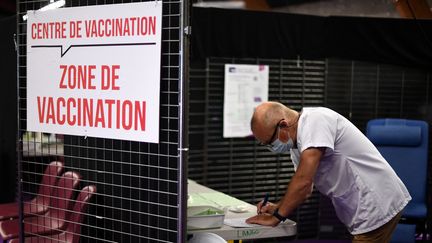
[302, 107, 339, 119]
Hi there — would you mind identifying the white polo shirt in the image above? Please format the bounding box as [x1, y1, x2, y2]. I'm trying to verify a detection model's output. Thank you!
[290, 107, 411, 234]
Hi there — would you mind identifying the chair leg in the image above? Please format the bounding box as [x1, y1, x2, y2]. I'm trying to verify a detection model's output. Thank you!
[419, 221, 429, 241]
[422, 220, 431, 242]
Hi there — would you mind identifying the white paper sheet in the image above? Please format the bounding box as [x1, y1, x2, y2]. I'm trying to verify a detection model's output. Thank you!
[223, 64, 269, 138]
[224, 218, 261, 228]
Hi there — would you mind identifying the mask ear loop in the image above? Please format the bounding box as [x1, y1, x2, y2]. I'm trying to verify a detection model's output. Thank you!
[278, 119, 294, 144]
[277, 124, 289, 141]
[280, 112, 301, 141]
[276, 123, 287, 143]
[275, 125, 281, 142]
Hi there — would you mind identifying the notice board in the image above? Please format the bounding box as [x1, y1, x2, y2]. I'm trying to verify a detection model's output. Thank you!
[223, 64, 269, 138]
[27, 1, 162, 143]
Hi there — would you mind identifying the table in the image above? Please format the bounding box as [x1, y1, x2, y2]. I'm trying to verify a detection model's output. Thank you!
[187, 180, 297, 241]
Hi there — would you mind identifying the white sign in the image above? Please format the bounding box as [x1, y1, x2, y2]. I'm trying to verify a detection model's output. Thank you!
[27, 2, 162, 143]
[223, 64, 269, 138]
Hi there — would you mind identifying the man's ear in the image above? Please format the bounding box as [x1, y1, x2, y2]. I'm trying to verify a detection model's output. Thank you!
[279, 119, 288, 128]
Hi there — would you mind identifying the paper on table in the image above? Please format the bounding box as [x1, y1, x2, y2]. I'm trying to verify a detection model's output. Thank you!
[198, 192, 246, 207]
[224, 218, 260, 228]
[188, 192, 247, 208]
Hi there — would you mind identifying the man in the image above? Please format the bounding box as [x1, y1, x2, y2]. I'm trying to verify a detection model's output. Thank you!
[246, 101, 410, 243]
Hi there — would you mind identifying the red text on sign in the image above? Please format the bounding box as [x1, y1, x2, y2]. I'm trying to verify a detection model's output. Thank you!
[101, 65, 120, 90]
[31, 22, 67, 39]
[69, 20, 82, 38]
[84, 16, 157, 38]
[37, 96, 146, 131]
[59, 65, 97, 90]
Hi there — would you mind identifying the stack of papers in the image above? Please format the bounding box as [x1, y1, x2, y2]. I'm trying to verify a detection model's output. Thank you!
[223, 218, 261, 228]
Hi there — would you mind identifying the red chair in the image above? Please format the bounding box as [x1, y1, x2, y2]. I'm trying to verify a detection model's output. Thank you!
[9, 185, 96, 243]
[0, 171, 81, 241]
[0, 161, 64, 220]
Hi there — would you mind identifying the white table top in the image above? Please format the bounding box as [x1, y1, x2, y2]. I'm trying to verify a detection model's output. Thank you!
[187, 179, 297, 240]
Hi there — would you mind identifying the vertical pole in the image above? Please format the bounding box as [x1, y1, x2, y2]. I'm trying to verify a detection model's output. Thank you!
[178, 0, 191, 242]
[15, 15, 24, 243]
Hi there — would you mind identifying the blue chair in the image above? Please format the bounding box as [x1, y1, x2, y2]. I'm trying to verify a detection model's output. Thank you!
[390, 224, 416, 243]
[366, 118, 429, 242]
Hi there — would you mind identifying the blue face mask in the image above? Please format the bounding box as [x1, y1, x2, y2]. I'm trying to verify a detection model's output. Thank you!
[270, 131, 294, 153]
[264, 114, 300, 153]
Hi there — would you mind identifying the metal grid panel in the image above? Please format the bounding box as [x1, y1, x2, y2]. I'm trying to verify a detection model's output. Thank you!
[17, 0, 186, 242]
[325, 58, 432, 240]
[326, 59, 432, 125]
[190, 57, 432, 240]
[189, 57, 325, 239]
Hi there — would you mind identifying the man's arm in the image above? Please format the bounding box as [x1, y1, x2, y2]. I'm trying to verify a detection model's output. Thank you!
[246, 147, 324, 226]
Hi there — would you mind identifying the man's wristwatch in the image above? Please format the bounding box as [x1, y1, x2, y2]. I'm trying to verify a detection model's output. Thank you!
[272, 208, 287, 222]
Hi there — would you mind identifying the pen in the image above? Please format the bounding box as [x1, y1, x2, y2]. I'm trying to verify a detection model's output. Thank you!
[262, 193, 269, 207]
[258, 193, 269, 214]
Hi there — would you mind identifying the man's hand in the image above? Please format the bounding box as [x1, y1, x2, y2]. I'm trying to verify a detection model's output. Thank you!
[257, 201, 277, 215]
[246, 213, 280, 227]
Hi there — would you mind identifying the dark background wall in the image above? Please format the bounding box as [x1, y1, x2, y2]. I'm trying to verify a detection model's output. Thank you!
[0, 15, 17, 203]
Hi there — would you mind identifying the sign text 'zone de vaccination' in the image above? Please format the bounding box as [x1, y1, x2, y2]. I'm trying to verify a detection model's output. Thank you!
[27, 1, 162, 143]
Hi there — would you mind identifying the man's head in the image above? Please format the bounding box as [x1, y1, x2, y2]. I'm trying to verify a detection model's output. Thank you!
[251, 101, 299, 150]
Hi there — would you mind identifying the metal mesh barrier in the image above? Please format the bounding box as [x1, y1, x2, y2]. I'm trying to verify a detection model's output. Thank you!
[17, 0, 187, 242]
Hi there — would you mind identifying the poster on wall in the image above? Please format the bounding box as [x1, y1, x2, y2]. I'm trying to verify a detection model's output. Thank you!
[26, 1, 162, 143]
[223, 64, 269, 138]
